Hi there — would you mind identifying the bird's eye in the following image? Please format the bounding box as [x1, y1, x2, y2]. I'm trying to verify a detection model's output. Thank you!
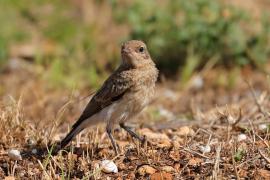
[139, 46, 144, 53]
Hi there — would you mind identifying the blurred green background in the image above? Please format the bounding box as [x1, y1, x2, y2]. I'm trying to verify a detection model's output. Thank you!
[0, 0, 269, 89]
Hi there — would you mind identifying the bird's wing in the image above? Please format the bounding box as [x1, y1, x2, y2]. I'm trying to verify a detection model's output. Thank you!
[71, 71, 132, 129]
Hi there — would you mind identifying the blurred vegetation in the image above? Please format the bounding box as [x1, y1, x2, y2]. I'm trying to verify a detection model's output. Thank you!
[112, 0, 270, 75]
[0, 0, 269, 88]
[0, 0, 103, 89]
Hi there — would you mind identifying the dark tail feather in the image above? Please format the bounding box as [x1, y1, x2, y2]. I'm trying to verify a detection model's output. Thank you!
[60, 125, 84, 149]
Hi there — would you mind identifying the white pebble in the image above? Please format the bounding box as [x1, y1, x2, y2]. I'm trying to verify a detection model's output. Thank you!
[8, 149, 22, 160]
[237, 134, 247, 142]
[199, 145, 211, 153]
[27, 139, 36, 146]
[258, 124, 268, 131]
[158, 106, 175, 120]
[100, 160, 118, 173]
[190, 75, 204, 89]
[31, 149, 38, 154]
[227, 115, 235, 124]
[2, 163, 8, 168]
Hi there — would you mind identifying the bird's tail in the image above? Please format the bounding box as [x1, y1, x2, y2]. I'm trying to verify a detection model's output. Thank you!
[60, 125, 84, 149]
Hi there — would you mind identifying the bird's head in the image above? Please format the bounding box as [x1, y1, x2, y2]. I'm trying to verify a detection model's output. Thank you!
[121, 40, 153, 68]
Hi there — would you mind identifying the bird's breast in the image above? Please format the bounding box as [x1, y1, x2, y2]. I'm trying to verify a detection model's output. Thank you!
[125, 84, 155, 113]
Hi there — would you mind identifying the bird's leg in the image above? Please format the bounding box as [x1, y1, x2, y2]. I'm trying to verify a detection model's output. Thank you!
[106, 125, 119, 155]
[119, 122, 144, 142]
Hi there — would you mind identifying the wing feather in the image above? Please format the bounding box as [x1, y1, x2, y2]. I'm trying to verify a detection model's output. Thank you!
[71, 71, 132, 129]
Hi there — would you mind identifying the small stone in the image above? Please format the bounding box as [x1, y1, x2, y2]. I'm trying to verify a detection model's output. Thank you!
[31, 149, 38, 154]
[138, 165, 156, 176]
[237, 134, 247, 142]
[174, 163, 180, 171]
[19, 172, 25, 177]
[8, 149, 22, 161]
[139, 128, 169, 140]
[150, 172, 173, 180]
[176, 126, 195, 136]
[93, 161, 100, 171]
[227, 115, 235, 124]
[199, 145, 211, 153]
[27, 139, 36, 146]
[118, 163, 126, 171]
[190, 75, 204, 89]
[100, 160, 118, 173]
[188, 158, 202, 166]
[161, 166, 175, 173]
[157, 139, 172, 148]
[258, 124, 268, 132]
[158, 107, 175, 120]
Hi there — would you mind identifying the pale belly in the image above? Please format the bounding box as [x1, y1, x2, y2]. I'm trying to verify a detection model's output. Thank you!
[80, 85, 155, 129]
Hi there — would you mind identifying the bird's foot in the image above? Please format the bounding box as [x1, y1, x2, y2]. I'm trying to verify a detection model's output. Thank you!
[119, 123, 145, 143]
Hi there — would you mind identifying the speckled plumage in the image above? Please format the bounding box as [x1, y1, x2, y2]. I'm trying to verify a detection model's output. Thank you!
[60, 40, 158, 154]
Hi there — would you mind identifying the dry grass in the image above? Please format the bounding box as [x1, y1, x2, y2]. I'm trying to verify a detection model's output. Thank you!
[1, 67, 270, 179]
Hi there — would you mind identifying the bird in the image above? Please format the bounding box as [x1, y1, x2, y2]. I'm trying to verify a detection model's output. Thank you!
[59, 40, 158, 154]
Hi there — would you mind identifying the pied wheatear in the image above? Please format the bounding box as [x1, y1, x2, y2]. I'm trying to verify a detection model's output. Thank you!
[59, 40, 158, 154]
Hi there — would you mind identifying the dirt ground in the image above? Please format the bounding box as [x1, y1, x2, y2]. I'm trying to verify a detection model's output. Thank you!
[1, 62, 270, 179]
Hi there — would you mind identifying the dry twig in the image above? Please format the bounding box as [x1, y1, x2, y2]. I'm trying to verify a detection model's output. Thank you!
[259, 149, 270, 164]
[212, 143, 221, 180]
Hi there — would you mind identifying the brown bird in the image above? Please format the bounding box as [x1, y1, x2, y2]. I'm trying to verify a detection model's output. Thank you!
[59, 40, 158, 154]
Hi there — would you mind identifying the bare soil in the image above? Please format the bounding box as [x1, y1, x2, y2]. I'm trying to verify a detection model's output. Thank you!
[1, 63, 270, 179]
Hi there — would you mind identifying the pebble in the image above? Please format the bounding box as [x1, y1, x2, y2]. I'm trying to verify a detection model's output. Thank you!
[237, 134, 247, 142]
[8, 149, 22, 160]
[161, 165, 175, 173]
[137, 165, 156, 176]
[100, 160, 118, 173]
[27, 139, 36, 146]
[190, 75, 204, 89]
[31, 149, 38, 154]
[199, 145, 211, 153]
[176, 126, 195, 136]
[158, 106, 175, 120]
[139, 128, 169, 140]
[227, 115, 235, 124]
[258, 124, 268, 131]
